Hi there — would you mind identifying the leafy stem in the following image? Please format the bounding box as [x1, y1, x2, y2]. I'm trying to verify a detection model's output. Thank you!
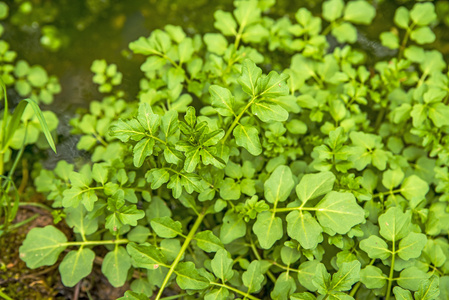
[210, 282, 260, 300]
[385, 240, 396, 300]
[154, 207, 207, 300]
[222, 96, 257, 143]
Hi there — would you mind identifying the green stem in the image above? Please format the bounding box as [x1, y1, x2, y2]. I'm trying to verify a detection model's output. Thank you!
[60, 239, 129, 247]
[0, 289, 13, 300]
[0, 213, 38, 231]
[210, 282, 260, 300]
[222, 96, 257, 144]
[386, 242, 396, 300]
[155, 209, 206, 300]
[249, 238, 277, 283]
[399, 23, 415, 59]
[159, 294, 187, 300]
[18, 202, 52, 211]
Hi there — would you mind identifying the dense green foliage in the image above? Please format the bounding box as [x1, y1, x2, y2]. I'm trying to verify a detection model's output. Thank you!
[7, 0, 449, 299]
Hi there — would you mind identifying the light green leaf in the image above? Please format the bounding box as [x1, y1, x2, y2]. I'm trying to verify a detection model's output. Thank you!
[429, 103, 449, 127]
[19, 226, 68, 269]
[136, 102, 161, 135]
[118, 291, 149, 300]
[211, 249, 234, 282]
[330, 260, 361, 292]
[360, 266, 387, 289]
[379, 207, 411, 242]
[65, 206, 98, 236]
[315, 191, 365, 234]
[322, 0, 344, 22]
[264, 165, 294, 204]
[360, 235, 391, 260]
[204, 33, 228, 56]
[205, 288, 229, 300]
[397, 267, 429, 291]
[214, 10, 237, 36]
[332, 22, 357, 43]
[178, 38, 194, 64]
[150, 216, 183, 238]
[257, 71, 289, 98]
[415, 275, 440, 300]
[394, 7, 410, 29]
[118, 205, 145, 227]
[343, 0, 376, 25]
[195, 230, 224, 253]
[220, 211, 246, 244]
[253, 211, 283, 249]
[393, 287, 413, 300]
[209, 85, 235, 117]
[242, 260, 264, 293]
[59, 248, 95, 287]
[102, 246, 131, 287]
[133, 138, 155, 167]
[397, 232, 427, 260]
[127, 225, 151, 243]
[410, 2, 437, 26]
[291, 293, 317, 300]
[238, 59, 262, 96]
[298, 260, 320, 292]
[129, 30, 171, 55]
[286, 211, 323, 250]
[175, 261, 210, 290]
[271, 272, 297, 300]
[410, 27, 436, 45]
[313, 263, 331, 295]
[296, 171, 336, 204]
[110, 119, 145, 142]
[382, 168, 404, 190]
[126, 242, 168, 269]
[252, 101, 288, 122]
[233, 124, 262, 156]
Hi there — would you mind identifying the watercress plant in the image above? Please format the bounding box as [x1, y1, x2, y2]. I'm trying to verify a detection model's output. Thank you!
[20, 0, 449, 299]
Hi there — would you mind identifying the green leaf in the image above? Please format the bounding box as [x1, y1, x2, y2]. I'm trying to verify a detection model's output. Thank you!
[234, 0, 261, 27]
[137, 102, 161, 135]
[19, 226, 67, 269]
[233, 124, 262, 156]
[322, 0, 344, 22]
[296, 171, 336, 204]
[238, 59, 262, 96]
[204, 33, 228, 56]
[195, 230, 224, 253]
[59, 248, 95, 287]
[118, 291, 149, 300]
[329, 260, 361, 292]
[291, 293, 317, 300]
[127, 225, 151, 243]
[359, 235, 391, 260]
[258, 71, 289, 98]
[410, 2, 437, 26]
[286, 211, 323, 250]
[382, 168, 404, 190]
[129, 30, 171, 55]
[343, 0, 376, 25]
[178, 38, 194, 64]
[147, 168, 170, 189]
[410, 27, 436, 45]
[242, 260, 264, 293]
[253, 211, 283, 249]
[360, 266, 387, 289]
[313, 263, 331, 295]
[220, 211, 246, 244]
[110, 119, 145, 142]
[133, 138, 155, 167]
[214, 10, 237, 36]
[379, 207, 411, 242]
[219, 177, 241, 200]
[271, 272, 297, 300]
[393, 287, 413, 300]
[264, 165, 294, 204]
[209, 85, 235, 117]
[394, 7, 410, 29]
[126, 242, 168, 269]
[150, 216, 183, 238]
[415, 275, 440, 300]
[175, 261, 210, 290]
[429, 103, 449, 127]
[397, 267, 429, 291]
[211, 249, 234, 282]
[315, 191, 365, 234]
[332, 22, 357, 43]
[397, 232, 427, 260]
[102, 246, 131, 287]
[205, 288, 229, 300]
[118, 205, 145, 227]
[65, 206, 98, 236]
[252, 101, 288, 122]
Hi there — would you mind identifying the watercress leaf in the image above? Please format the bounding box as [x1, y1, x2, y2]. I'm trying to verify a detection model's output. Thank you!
[238, 59, 262, 96]
[180, 172, 203, 194]
[146, 168, 170, 189]
[59, 248, 95, 287]
[209, 85, 235, 117]
[298, 260, 320, 292]
[286, 211, 323, 250]
[129, 29, 171, 55]
[159, 239, 182, 262]
[195, 230, 224, 253]
[343, 0, 376, 25]
[162, 110, 178, 139]
[322, 0, 344, 22]
[204, 33, 228, 56]
[360, 265, 387, 289]
[126, 242, 168, 268]
[102, 246, 131, 287]
[127, 225, 151, 243]
[201, 129, 225, 147]
[214, 10, 237, 36]
[415, 275, 440, 300]
[380, 31, 399, 49]
[233, 0, 261, 27]
[118, 205, 145, 226]
[252, 101, 288, 122]
[394, 7, 410, 29]
[313, 263, 331, 295]
[397, 232, 427, 260]
[271, 272, 297, 300]
[429, 103, 449, 127]
[291, 293, 317, 300]
[393, 287, 413, 300]
[330, 260, 361, 292]
[164, 145, 183, 165]
[257, 71, 289, 98]
[150, 216, 183, 238]
[175, 261, 210, 290]
[133, 137, 155, 167]
[397, 267, 429, 291]
[332, 22, 357, 43]
[65, 206, 98, 236]
[359, 235, 391, 260]
[204, 288, 229, 300]
[211, 249, 234, 282]
[220, 211, 246, 244]
[410, 27, 436, 45]
[19, 226, 68, 269]
[184, 146, 201, 173]
[264, 165, 294, 204]
[233, 124, 262, 156]
[178, 37, 194, 64]
[110, 119, 146, 142]
[137, 102, 161, 135]
[242, 260, 264, 293]
[253, 211, 283, 249]
[296, 171, 336, 204]
[379, 207, 411, 242]
[201, 148, 227, 169]
[118, 291, 149, 300]
[315, 191, 365, 234]
[382, 168, 404, 190]
[410, 2, 437, 26]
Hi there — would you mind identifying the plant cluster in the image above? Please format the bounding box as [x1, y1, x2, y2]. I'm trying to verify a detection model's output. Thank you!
[11, 0, 449, 299]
